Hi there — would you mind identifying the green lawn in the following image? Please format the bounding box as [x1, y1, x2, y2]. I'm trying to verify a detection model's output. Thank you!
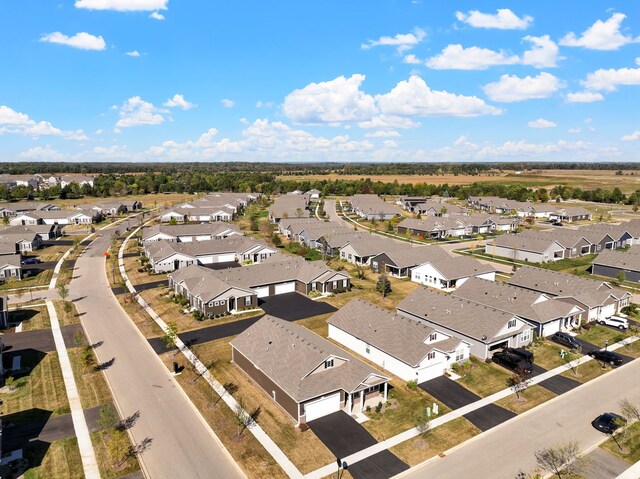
[577, 324, 631, 348]
[601, 421, 640, 464]
[560, 358, 608, 383]
[527, 340, 565, 370]
[10, 306, 50, 331]
[456, 357, 513, 397]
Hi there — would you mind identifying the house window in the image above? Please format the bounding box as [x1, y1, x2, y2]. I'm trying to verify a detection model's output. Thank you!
[219, 300, 225, 305]
[507, 319, 517, 329]
[455, 349, 464, 361]
[311, 282, 317, 291]
[245, 296, 252, 306]
[427, 351, 436, 360]
[342, 279, 347, 287]
[214, 301, 219, 306]
[332, 281, 337, 289]
[429, 333, 437, 341]
[414, 273, 420, 280]
[365, 344, 370, 354]
[325, 359, 334, 368]
[348, 254, 352, 260]
[520, 330, 531, 342]
[208, 301, 214, 307]
[372, 261, 378, 269]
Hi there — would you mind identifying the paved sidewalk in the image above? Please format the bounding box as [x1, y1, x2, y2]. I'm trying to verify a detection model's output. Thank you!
[46, 300, 100, 478]
[305, 337, 639, 479]
[119, 226, 304, 479]
[616, 459, 640, 478]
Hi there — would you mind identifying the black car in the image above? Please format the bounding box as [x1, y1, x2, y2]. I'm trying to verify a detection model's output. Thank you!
[588, 350, 624, 366]
[21, 257, 42, 265]
[504, 347, 534, 364]
[592, 412, 627, 434]
[550, 331, 581, 350]
[492, 351, 533, 375]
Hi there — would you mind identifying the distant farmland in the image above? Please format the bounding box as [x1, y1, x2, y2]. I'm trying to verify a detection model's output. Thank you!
[279, 169, 640, 193]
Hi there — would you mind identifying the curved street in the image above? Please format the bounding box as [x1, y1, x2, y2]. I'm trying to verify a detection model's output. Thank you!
[69, 226, 243, 479]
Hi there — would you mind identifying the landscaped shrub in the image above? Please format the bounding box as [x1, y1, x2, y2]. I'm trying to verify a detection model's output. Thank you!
[365, 405, 371, 413]
[406, 380, 417, 390]
[375, 402, 383, 414]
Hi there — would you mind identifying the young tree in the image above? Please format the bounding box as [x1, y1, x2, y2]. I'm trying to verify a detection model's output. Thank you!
[98, 403, 119, 431]
[233, 397, 248, 438]
[507, 372, 531, 400]
[616, 271, 626, 285]
[354, 265, 367, 280]
[376, 273, 392, 298]
[534, 442, 585, 478]
[57, 283, 69, 302]
[270, 233, 282, 247]
[162, 321, 179, 350]
[414, 410, 431, 434]
[619, 398, 640, 422]
[107, 429, 129, 468]
[168, 217, 178, 226]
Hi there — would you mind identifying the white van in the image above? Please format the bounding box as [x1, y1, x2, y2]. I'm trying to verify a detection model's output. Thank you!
[599, 315, 629, 330]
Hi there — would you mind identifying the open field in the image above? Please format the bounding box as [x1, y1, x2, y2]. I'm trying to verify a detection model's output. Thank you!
[279, 169, 640, 193]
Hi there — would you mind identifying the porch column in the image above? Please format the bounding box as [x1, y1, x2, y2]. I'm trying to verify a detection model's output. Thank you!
[383, 383, 388, 402]
[360, 390, 365, 411]
[347, 393, 352, 412]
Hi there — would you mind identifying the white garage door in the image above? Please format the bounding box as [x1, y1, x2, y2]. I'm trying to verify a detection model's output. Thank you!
[275, 281, 296, 295]
[600, 303, 616, 320]
[217, 253, 236, 263]
[304, 392, 340, 422]
[254, 286, 270, 298]
[416, 362, 444, 383]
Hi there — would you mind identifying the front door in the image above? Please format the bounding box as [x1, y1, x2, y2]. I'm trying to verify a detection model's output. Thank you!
[229, 297, 236, 311]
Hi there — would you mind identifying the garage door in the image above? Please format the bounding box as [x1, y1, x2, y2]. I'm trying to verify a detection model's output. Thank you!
[217, 253, 236, 263]
[416, 362, 444, 383]
[254, 286, 270, 298]
[600, 303, 616, 320]
[305, 392, 340, 422]
[275, 281, 296, 295]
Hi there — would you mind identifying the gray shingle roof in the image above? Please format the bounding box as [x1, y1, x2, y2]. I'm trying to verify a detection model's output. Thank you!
[426, 256, 497, 280]
[593, 248, 640, 273]
[327, 299, 464, 367]
[453, 277, 583, 325]
[397, 286, 530, 343]
[230, 315, 388, 403]
[142, 223, 242, 241]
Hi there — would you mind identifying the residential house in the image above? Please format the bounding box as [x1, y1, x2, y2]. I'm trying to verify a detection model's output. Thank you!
[306, 189, 322, 200]
[142, 223, 243, 243]
[487, 234, 566, 263]
[398, 197, 431, 211]
[60, 175, 94, 188]
[328, 299, 470, 383]
[592, 248, 640, 283]
[0, 226, 43, 253]
[349, 194, 402, 221]
[370, 244, 450, 278]
[397, 287, 534, 359]
[230, 315, 390, 423]
[0, 254, 22, 282]
[414, 201, 468, 217]
[0, 295, 8, 328]
[509, 266, 631, 322]
[453, 278, 585, 337]
[269, 195, 310, 223]
[411, 256, 497, 291]
[338, 234, 397, 265]
[550, 207, 592, 223]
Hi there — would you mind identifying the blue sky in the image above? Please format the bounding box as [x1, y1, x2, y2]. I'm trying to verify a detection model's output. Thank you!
[1, 1, 639, 163]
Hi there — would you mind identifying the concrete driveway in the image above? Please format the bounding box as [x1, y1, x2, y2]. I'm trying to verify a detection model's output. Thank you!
[537, 374, 582, 395]
[259, 292, 337, 321]
[308, 411, 408, 479]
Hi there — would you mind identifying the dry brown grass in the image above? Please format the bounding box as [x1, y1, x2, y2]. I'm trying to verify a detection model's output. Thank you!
[389, 417, 481, 467]
[67, 347, 113, 410]
[174, 338, 336, 475]
[278, 169, 640, 193]
[22, 437, 84, 479]
[495, 385, 557, 414]
[12, 305, 50, 331]
[560, 358, 608, 383]
[90, 430, 140, 479]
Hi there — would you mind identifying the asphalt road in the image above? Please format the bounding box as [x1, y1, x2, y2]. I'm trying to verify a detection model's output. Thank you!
[70, 229, 244, 479]
[401, 354, 640, 479]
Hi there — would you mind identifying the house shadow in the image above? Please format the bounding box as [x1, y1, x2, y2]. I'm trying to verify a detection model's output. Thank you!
[2, 408, 53, 452]
[0, 440, 51, 479]
[2, 349, 47, 380]
[8, 309, 39, 325]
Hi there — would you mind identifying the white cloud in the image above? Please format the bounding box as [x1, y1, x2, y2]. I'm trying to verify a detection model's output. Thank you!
[455, 9, 533, 30]
[426, 44, 519, 70]
[75, 0, 167, 11]
[40, 32, 106, 51]
[149, 11, 165, 20]
[621, 131, 640, 141]
[560, 13, 639, 50]
[376, 75, 502, 117]
[20, 146, 65, 161]
[163, 94, 196, 110]
[364, 130, 401, 138]
[283, 74, 378, 124]
[403, 54, 421, 65]
[581, 64, 640, 91]
[528, 118, 557, 128]
[565, 91, 604, 103]
[358, 115, 419, 129]
[522, 35, 562, 68]
[256, 101, 274, 108]
[483, 72, 565, 102]
[144, 119, 374, 161]
[116, 96, 165, 127]
[361, 28, 426, 53]
[0, 105, 87, 140]
[568, 128, 582, 134]
[382, 140, 398, 148]
[125, 50, 141, 57]
[95, 129, 104, 135]
[221, 99, 235, 108]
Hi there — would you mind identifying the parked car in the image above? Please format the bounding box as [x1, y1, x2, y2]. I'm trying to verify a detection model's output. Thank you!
[550, 331, 581, 350]
[492, 351, 533, 375]
[21, 257, 42, 265]
[588, 350, 624, 366]
[599, 315, 629, 330]
[592, 412, 627, 434]
[504, 347, 534, 364]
